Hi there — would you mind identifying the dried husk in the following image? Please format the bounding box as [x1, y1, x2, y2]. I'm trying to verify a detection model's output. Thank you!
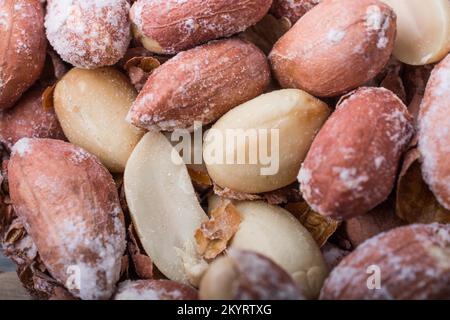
[195, 200, 241, 260]
[285, 202, 340, 247]
[240, 14, 291, 55]
[396, 148, 450, 224]
[402, 64, 434, 122]
[213, 183, 302, 205]
[125, 56, 160, 90]
[127, 225, 154, 280]
[188, 168, 213, 191]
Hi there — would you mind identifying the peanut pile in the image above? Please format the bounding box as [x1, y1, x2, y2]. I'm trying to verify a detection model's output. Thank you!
[0, 0, 449, 300]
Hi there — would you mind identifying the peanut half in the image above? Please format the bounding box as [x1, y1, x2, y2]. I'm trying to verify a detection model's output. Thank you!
[204, 89, 330, 194]
[124, 132, 208, 286]
[381, 0, 450, 65]
[208, 196, 329, 299]
[54, 67, 145, 173]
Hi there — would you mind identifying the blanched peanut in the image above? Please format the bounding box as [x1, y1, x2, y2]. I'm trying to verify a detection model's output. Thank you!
[124, 132, 208, 286]
[204, 89, 330, 194]
[382, 0, 450, 65]
[208, 196, 329, 299]
[54, 68, 144, 172]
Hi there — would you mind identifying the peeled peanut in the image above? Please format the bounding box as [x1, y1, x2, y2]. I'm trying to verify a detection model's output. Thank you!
[382, 0, 450, 65]
[54, 68, 145, 172]
[204, 89, 330, 194]
[124, 132, 208, 286]
[208, 196, 329, 299]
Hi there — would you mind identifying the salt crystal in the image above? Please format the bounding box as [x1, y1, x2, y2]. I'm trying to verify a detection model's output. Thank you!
[12, 138, 32, 157]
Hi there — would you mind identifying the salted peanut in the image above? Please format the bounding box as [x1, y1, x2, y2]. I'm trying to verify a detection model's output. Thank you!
[199, 249, 303, 300]
[54, 68, 145, 173]
[124, 132, 209, 286]
[382, 0, 450, 65]
[270, 0, 321, 24]
[0, 0, 46, 110]
[45, 0, 131, 69]
[299, 87, 414, 220]
[114, 280, 198, 300]
[130, 0, 272, 54]
[0, 87, 65, 150]
[418, 54, 450, 209]
[208, 197, 328, 299]
[320, 224, 450, 300]
[8, 138, 126, 300]
[204, 89, 330, 194]
[128, 39, 270, 131]
[270, 0, 396, 97]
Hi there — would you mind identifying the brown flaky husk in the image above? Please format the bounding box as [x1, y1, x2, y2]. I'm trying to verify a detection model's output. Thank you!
[195, 200, 242, 260]
[213, 183, 302, 205]
[119, 47, 169, 92]
[239, 14, 291, 55]
[285, 202, 340, 248]
[365, 57, 406, 103]
[396, 148, 450, 224]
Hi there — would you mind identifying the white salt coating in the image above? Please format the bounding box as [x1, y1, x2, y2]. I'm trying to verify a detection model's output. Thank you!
[327, 29, 346, 44]
[57, 201, 125, 300]
[333, 167, 369, 191]
[130, 0, 144, 30]
[12, 140, 126, 300]
[0, 0, 44, 102]
[383, 107, 413, 153]
[418, 56, 450, 209]
[0, 9, 9, 27]
[69, 148, 91, 164]
[114, 281, 184, 300]
[12, 138, 32, 157]
[322, 224, 450, 299]
[365, 5, 391, 49]
[374, 156, 385, 169]
[45, 0, 131, 68]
